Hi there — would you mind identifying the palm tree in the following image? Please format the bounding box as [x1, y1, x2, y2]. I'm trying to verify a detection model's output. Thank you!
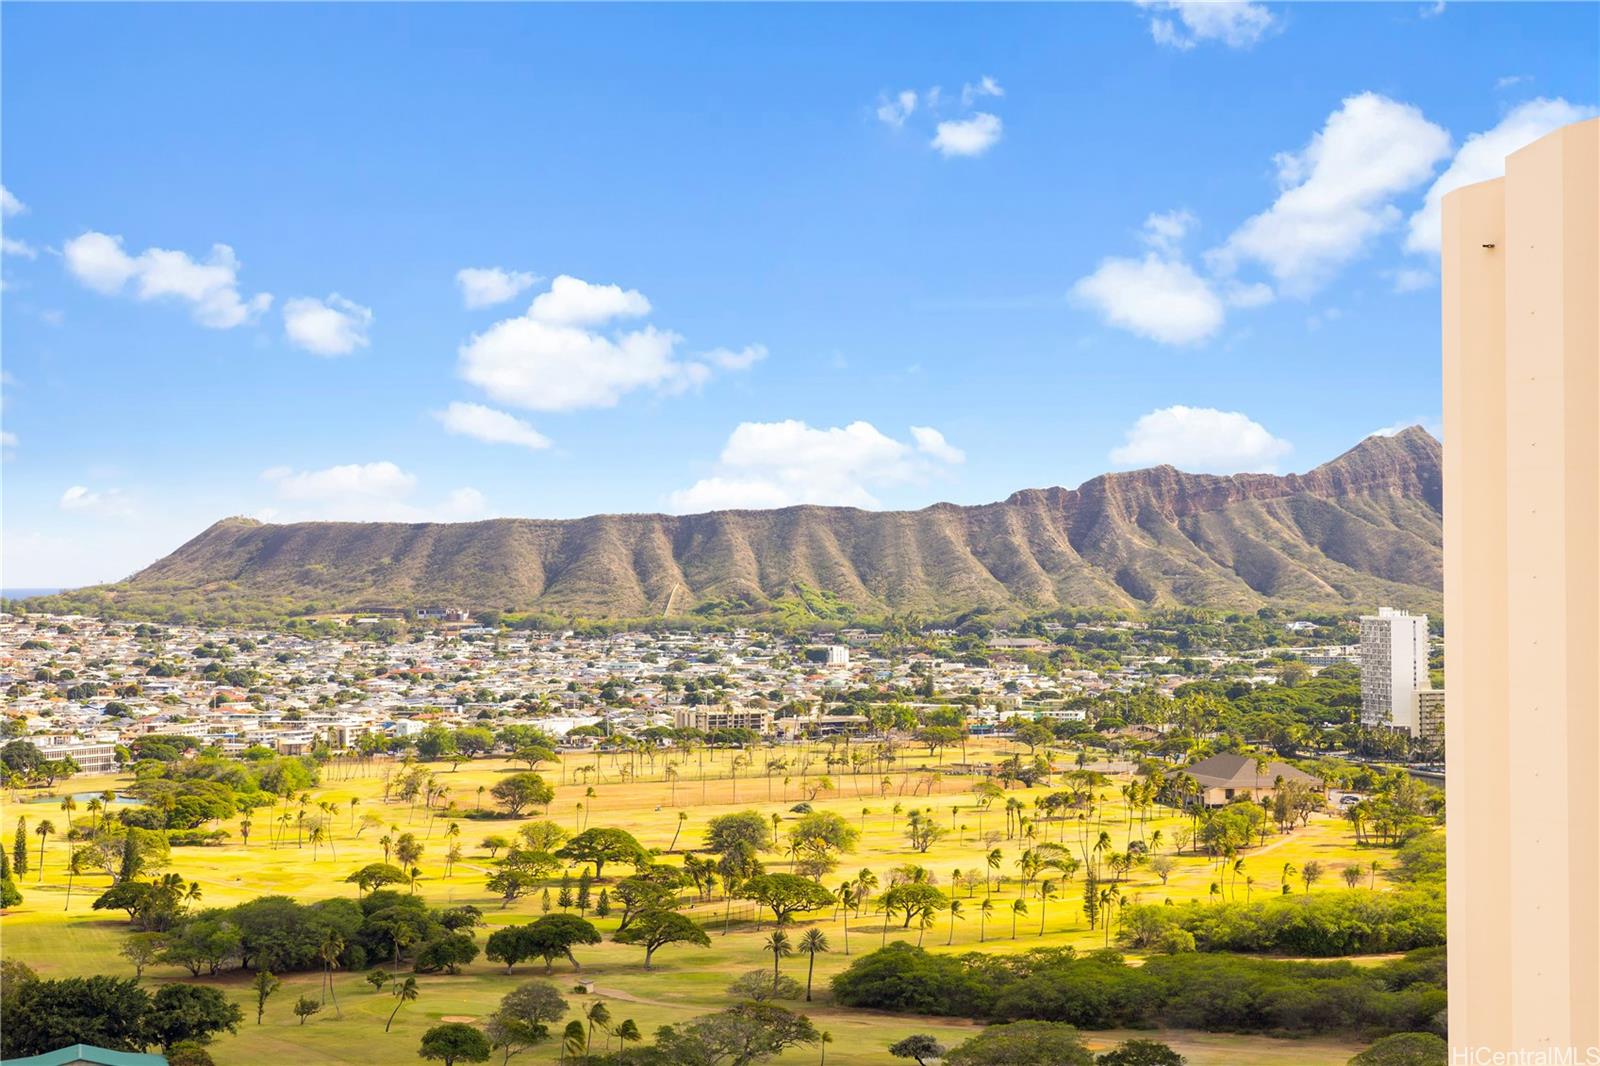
[986, 848, 1002, 895]
[799, 928, 830, 1001]
[616, 1019, 641, 1055]
[63, 846, 86, 911]
[1010, 898, 1027, 940]
[978, 897, 994, 943]
[562, 1021, 586, 1063]
[385, 976, 418, 1032]
[819, 1031, 833, 1065]
[945, 899, 964, 945]
[836, 882, 852, 955]
[668, 811, 688, 853]
[34, 819, 54, 881]
[319, 930, 345, 1017]
[380, 834, 393, 864]
[584, 1001, 611, 1053]
[1036, 879, 1056, 937]
[764, 930, 794, 993]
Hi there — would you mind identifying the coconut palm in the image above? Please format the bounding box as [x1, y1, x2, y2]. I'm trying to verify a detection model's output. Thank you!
[1036, 879, 1056, 936]
[1010, 897, 1027, 940]
[764, 930, 794, 993]
[584, 1001, 611, 1053]
[318, 930, 345, 1017]
[978, 897, 994, 943]
[799, 928, 829, 1001]
[946, 899, 965, 945]
[384, 976, 418, 1032]
[34, 819, 54, 881]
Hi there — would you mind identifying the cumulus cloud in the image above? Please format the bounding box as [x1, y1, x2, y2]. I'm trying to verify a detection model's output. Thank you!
[63, 231, 273, 328]
[1211, 93, 1451, 294]
[669, 420, 963, 512]
[704, 345, 768, 371]
[961, 76, 1004, 107]
[1072, 253, 1224, 346]
[876, 90, 918, 128]
[261, 461, 490, 522]
[1110, 406, 1293, 473]
[910, 426, 966, 464]
[456, 266, 541, 309]
[1404, 97, 1595, 254]
[1388, 268, 1436, 293]
[0, 186, 24, 217]
[434, 401, 552, 450]
[931, 113, 1003, 158]
[59, 484, 133, 517]
[457, 274, 757, 413]
[1137, 0, 1278, 50]
[282, 294, 372, 356]
[1140, 209, 1197, 255]
[2, 237, 36, 259]
[528, 274, 651, 327]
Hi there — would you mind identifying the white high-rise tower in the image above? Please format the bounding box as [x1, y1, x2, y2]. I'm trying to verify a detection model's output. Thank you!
[1359, 607, 1429, 734]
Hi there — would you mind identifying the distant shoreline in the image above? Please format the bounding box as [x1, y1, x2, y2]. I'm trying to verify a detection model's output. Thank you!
[2, 588, 63, 599]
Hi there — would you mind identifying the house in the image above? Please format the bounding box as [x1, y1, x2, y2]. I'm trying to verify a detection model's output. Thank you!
[1183, 753, 1320, 807]
[1, 1046, 169, 1066]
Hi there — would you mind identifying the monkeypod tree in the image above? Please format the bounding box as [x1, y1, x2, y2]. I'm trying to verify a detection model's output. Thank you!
[612, 909, 711, 969]
[553, 828, 648, 880]
[738, 873, 836, 927]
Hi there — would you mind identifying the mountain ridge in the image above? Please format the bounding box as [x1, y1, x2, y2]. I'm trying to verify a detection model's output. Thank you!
[56, 428, 1444, 621]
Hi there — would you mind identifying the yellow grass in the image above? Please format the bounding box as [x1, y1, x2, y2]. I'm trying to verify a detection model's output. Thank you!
[0, 743, 1386, 1064]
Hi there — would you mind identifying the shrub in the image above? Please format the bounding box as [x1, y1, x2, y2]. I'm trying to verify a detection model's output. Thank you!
[1349, 1032, 1448, 1066]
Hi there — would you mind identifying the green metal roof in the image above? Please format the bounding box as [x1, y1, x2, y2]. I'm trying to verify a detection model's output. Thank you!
[1, 1046, 169, 1066]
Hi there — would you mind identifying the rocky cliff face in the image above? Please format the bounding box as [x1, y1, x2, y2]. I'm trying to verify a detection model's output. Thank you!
[110, 427, 1442, 618]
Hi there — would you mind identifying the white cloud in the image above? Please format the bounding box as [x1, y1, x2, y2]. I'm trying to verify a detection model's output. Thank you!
[282, 294, 372, 356]
[457, 274, 757, 413]
[0, 186, 24, 217]
[456, 266, 541, 309]
[704, 345, 768, 371]
[1222, 280, 1274, 308]
[961, 76, 1004, 107]
[1404, 97, 1596, 254]
[528, 274, 650, 326]
[261, 461, 489, 522]
[668, 420, 963, 512]
[1419, 1, 1446, 17]
[1071, 253, 1225, 345]
[931, 113, 1003, 158]
[1, 430, 17, 450]
[59, 484, 133, 517]
[434, 401, 552, 450]
[63, 231, 272, 328]
[1138, 0, 1278, 50]
[1370, 416, 1440, 438]
[1389, 267, 1436, 292]
[1495, 75, 1531, 91]
[910, 426, 966, 464]
[1110, 405, 1293, 473]
[1211, 93, 1451, 294]
[876, 90, 918, 128]
[1141, 209, 1197, 254]
[2, 237, 36, 259]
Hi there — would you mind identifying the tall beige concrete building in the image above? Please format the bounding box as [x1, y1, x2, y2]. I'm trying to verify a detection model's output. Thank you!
[1442, 117, 1597, 1056]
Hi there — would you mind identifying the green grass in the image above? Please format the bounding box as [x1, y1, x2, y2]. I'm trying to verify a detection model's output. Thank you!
[1, 745, 1388, 1064]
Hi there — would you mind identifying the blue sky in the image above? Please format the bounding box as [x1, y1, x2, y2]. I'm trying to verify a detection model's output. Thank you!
[3, 2, 1596, 587]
